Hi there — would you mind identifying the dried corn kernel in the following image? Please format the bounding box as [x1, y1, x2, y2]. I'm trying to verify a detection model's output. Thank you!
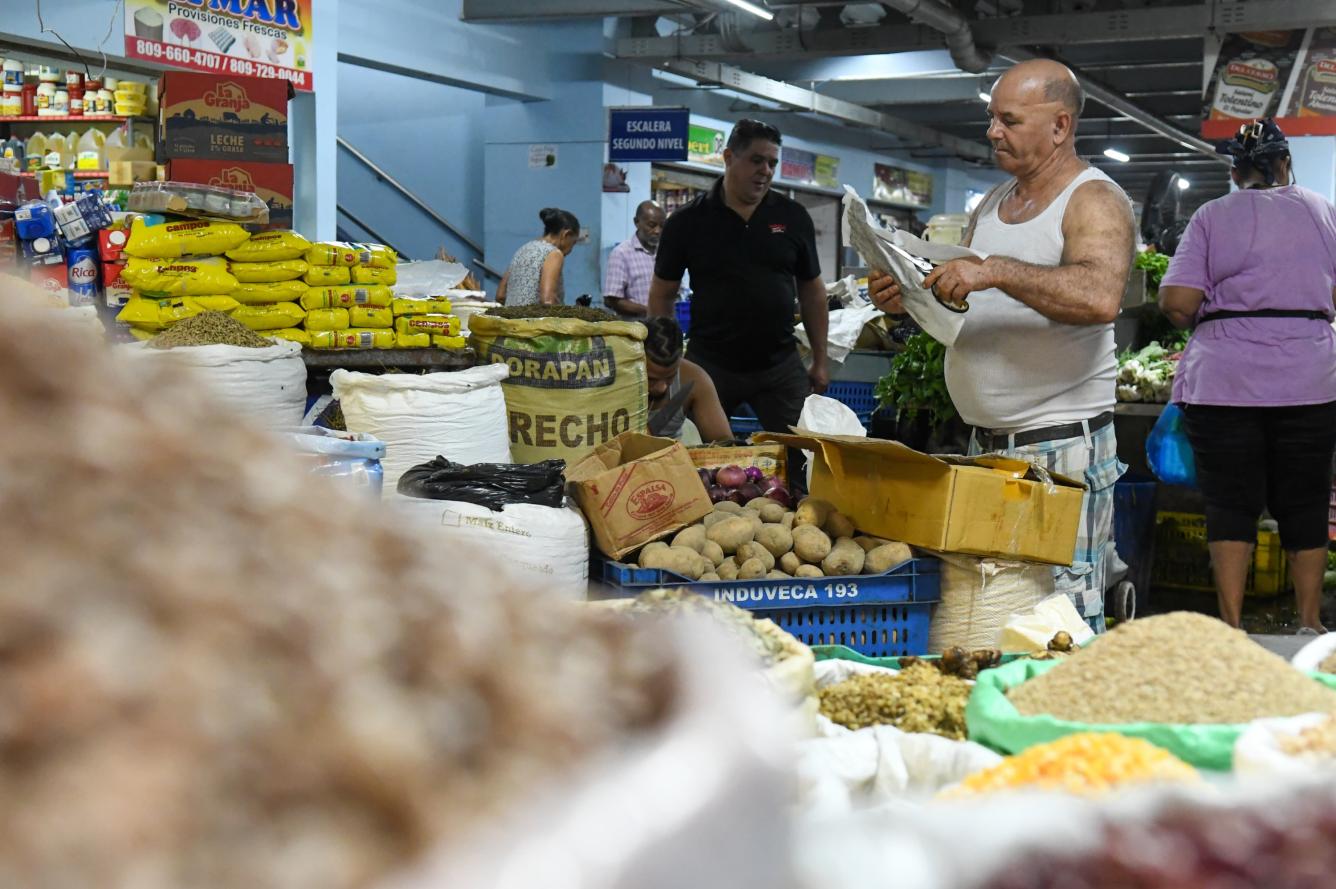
[946, 733, 1198, 797]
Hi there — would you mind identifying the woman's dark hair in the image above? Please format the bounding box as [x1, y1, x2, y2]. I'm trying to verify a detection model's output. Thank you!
[727, 119, 782, 154]
[539, 207, 580, 237]
[644, 316, 684, 367]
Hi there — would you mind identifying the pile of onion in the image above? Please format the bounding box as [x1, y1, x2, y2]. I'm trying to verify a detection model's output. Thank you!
[696, 464, 792, 508]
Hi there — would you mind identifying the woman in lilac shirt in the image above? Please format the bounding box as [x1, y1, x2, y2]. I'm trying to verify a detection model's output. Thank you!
[1159, 118, 1336, 633]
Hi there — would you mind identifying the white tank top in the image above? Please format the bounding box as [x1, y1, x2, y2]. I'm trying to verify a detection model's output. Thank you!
[945, 166, 1120, 432]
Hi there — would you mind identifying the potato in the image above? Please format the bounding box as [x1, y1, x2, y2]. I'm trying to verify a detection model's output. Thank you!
[717, 558, 739, 581]
[639, 544, 702, 579]
[779, 551, 802, 575]
[700, 572, 720, 582]
[780, 511, 796, 530]
[823, 510, 856, 540]
[754, 524, 794, 559]
[736, 541, 775, 572]
[637, 541, 670, 568]
[671, 524, 707, 553]
[742, 509, 764, 536]
[822, 539, 865, 577]
[854, 535, 892, 553]
[791, 524, 832, 564]
[737, 557, 767, 580]
[765, 570, 790, 580]
[701, 540, 726, 568]
[703, 510, 732, 529]
[794, 497, 835, 528]
[746, 497, 787, 524]
[706, 516, 755, 555]
[713, 500, 746, 516]
[864, 542, 914, 575]
[795, 564, 824, 578]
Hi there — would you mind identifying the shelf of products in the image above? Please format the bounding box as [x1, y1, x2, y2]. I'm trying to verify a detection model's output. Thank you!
[16, 171, 110, 180]
[0, 115, 151, 124]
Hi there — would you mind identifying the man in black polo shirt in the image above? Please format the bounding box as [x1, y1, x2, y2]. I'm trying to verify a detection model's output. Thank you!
[648, 119, 829, 436]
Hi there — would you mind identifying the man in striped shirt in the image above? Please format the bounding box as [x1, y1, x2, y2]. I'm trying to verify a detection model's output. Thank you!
[603, 200, 665, 320]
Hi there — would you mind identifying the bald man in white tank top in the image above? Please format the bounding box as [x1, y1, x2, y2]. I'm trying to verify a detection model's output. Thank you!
[870, 59, 1136, 632]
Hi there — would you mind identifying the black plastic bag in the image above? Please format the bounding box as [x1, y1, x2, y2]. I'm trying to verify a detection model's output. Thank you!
[397, 457, 567, 511]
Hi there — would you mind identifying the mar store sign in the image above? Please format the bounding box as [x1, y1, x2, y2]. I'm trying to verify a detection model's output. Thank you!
[126, 0, 315, 91]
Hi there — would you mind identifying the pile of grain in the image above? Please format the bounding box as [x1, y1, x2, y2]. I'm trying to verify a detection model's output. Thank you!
[0, 281, 678, 889]
[1319, 650, 1336, 673]
[485, 304, 616, 322]
[1008, 611, 1336, 724]
[147, 311, 271, 349]
[819, 662, 970, 739]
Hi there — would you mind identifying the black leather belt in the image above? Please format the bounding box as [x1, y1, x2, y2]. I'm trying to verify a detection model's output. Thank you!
[1198, 308, 1330, 324]
[974, 411, 1114, 451]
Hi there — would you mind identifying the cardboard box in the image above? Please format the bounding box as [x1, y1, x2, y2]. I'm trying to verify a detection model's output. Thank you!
[568, 432, 714, 560]
[98, 227, 129, 263]
[166, 159, 293, 229]
[756, 431, 1087, 566]
[102, 260, 131, 308]
[159, 71, 290, 163]
[109, 160, 161, 188]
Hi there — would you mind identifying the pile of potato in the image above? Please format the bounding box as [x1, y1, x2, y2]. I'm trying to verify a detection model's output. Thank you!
[637, 496, 913, 582]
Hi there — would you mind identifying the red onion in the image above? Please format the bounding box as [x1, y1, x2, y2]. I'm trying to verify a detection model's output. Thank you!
[716, 465, 747, 489]
[707, 485, 730, 504]
[697, 468, 715, 490]
[744, 466, 764, 483]
[724, 489, 746, 505]
[761, 477, 793, 508]
[737, 482, 763, 503]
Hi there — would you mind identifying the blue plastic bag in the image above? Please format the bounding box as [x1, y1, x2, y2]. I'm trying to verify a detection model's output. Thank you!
[1146, 403, 1197, 487]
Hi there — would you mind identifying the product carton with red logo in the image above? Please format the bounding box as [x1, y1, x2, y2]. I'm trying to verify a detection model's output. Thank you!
[160, 71, 290, 163]
[567, 431, 713, 560]
[102, 260, 131, 308]
[166, 159, 293, 229]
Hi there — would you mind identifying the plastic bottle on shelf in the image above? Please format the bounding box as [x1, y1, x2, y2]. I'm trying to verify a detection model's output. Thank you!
[25, 132, 47, 171]
[52, 88, 69, 116]
[132, 130, 153, 152]
[62, 131, 79, 168]
[2, 59, 22, 90]
[76, 128, 101, 171]
[0, 91, 19, 118]
[45, 133, 66, 169]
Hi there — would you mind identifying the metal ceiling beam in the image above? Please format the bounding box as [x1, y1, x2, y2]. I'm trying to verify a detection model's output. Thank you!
[657, 58, 993, 161]
[462, 0, 688, 20]
[617, 0, 1336, 60]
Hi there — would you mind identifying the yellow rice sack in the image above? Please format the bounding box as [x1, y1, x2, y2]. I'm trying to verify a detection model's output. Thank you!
[305, 266, 352, 286]
[116, 296, 234, 331]
[434, 335, 468, 350]
[230, 302, 307, 331]
[231, 279, 310, 305]
[122, 257, 237, 296]
[348, 306, 393, 329]
[395, 314, 460, 337]
[353, 243, 398, 270]
[391, 297, 453, 316]
[306, 308, 351, 331]
[225, 230, 312, 262]
[309, 329, 396, 350]
[229, 259, 309, 283]
[300, 285, 393, 310]
[305, 242, 361, 267]
[127, 327, 155, 341]
[267, 328, 311, 346]
[351, 265, 397, 286]
[124, 217, 252, 259]
[395, 331, 432, 348]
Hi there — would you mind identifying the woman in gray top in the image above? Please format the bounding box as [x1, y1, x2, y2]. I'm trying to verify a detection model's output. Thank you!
[496, 208, 580, 306]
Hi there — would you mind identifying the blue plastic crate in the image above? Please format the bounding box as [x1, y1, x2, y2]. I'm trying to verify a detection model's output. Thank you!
[593, 555, 941, 657]
[729, 405, 764, 439]
[674, 300, 691, 337]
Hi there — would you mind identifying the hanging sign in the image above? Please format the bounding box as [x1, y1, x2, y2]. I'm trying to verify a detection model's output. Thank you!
[688, 124, 725, 167]
[125, 0, 315, 92]
[814, 154, 840, 189]
[781, 147, 815, 182]
[608, 107, 688, 162]
[1202, 28, 1336, 138]
[873, 163, 933, 207]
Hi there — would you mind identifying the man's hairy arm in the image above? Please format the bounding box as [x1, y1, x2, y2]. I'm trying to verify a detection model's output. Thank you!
[984, 180, 1134, 325]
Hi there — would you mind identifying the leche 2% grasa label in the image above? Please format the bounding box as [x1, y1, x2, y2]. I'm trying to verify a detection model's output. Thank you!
[711, 580, 865, 606]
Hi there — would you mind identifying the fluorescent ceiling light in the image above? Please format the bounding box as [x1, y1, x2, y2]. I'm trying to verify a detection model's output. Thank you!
[1176, 177, 1191, 190]
[720, 0, 774, 20]
[978, 91, 991, 102]
[1103, 148, 1130, 163]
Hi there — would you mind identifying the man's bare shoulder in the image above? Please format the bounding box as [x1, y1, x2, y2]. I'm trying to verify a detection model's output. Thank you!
[1065, 178, 1134, 231]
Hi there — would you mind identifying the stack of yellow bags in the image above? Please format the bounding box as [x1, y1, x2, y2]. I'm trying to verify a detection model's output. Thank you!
[115, 218, 252, 338]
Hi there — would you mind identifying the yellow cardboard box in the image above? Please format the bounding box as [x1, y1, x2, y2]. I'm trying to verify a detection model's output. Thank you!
[755, 431, 1086, 565]
[568, 432, 714, 560]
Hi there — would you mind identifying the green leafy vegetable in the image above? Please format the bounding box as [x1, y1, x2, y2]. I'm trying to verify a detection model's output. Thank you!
[1135, 251, 1170, 295]
[875, 333, 957, 430]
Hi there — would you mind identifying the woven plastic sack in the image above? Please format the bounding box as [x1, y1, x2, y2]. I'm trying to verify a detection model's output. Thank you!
[1146, 402, 1197, 487]
[332, 364, 511, 498]
[928, 554, 1055, 652]
[965, 657, 1336, 771]
[470, 315, 649, 466]
[124, 339, 306, 428]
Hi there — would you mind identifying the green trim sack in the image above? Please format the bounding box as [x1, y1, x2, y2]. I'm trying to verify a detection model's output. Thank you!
[966, 658, 1336, 771]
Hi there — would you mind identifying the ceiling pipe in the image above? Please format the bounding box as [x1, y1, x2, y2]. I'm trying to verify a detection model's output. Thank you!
[880, 0, 993, 73]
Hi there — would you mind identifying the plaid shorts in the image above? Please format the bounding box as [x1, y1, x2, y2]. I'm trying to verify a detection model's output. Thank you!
[969, 422, 1125, 628]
